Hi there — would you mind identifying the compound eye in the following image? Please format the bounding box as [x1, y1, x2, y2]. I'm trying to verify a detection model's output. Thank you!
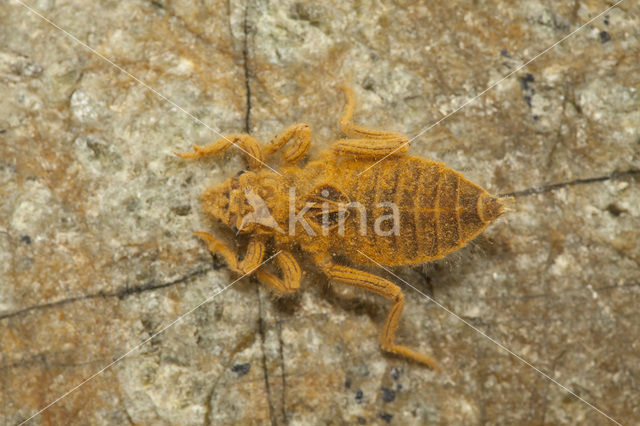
[236, 169, 247, 177]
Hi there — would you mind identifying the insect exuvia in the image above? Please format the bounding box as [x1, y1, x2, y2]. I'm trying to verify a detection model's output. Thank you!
[176, 86, 508, 370]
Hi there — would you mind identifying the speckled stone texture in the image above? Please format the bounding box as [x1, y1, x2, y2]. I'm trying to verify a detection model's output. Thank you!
[1, 1, 639, 425]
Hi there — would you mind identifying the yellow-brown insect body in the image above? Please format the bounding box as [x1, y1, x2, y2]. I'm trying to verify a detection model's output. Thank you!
[290, 155, 504, 267]
[200, 154, 503, 268]
[178, 87, 507, 370]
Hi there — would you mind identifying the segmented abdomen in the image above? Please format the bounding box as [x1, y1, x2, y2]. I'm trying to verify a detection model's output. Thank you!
[351, 157, 488, 265]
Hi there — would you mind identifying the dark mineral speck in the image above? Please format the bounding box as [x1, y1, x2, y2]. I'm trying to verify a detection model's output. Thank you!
[390, 367, 401, 380]
[231, 363, 251, 376]
[519, 73, 535, 90]
[381, 387, 396, 402]
[379, 413, 393, 423]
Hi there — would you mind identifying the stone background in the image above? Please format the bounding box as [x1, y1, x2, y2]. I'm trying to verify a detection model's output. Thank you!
[1, 0, 639, 424]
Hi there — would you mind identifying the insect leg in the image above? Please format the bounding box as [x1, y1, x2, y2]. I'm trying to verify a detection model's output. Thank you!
[238, 239, 266, 273]
[319, 260, 440, 370]
[264, 123, 311, 163]
[194, 231, 265, 274]
[255, 251, 302, 294]
[330, 137, 409, 158]
[175, 134, 265, 169]
[339, 85, 408, 141]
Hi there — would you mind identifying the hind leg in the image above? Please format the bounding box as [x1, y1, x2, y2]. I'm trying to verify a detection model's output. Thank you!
[316, 256, 440, 370]
[332, 86, 409, 157]
[330, 137, 409, 158]
[338, 86, 406, 140]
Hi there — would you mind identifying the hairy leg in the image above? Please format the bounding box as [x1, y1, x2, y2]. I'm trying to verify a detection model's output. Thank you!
[332, 86, 409, 157]
[264, 123, 312, 163]
[175, 135, 266, 169]
[194, 231, 265, 274]
[317, 257, 440, 370]
[255, 250, 302, 294]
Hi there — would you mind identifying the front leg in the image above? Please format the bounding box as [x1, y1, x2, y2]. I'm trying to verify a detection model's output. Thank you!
[175, 134, 266, 170]
[264, 123, 312, 164]
[175, 124, 311, 167]
[194, 232, 265, 274]
[255, 250, 302, 294]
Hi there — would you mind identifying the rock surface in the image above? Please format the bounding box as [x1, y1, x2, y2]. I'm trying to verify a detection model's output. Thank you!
[1, 0, 639, 424]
